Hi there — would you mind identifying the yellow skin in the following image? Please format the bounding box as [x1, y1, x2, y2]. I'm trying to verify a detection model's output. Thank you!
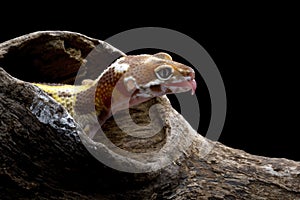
[33, 52, 197, 129]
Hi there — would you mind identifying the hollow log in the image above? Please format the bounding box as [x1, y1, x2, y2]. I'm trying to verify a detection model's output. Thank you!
[0, 31, 299, 199]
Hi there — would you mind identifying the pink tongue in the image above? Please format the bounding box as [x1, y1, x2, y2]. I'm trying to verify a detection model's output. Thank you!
[189, 79, 197, 95]
[165, 79, 197, 95]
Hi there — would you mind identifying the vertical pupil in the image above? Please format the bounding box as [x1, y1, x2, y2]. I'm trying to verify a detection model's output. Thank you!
[155, 66, 173, 80]
[160, 68, 170, 78]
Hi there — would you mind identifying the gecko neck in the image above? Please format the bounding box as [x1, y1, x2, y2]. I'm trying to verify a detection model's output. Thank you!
[92, 66, 130, 123]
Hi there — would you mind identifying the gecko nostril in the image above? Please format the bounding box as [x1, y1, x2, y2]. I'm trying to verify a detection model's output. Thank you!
[189, 71, 195, 79]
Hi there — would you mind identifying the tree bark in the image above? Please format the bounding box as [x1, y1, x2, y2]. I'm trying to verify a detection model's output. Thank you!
[0, 31, 299, 200]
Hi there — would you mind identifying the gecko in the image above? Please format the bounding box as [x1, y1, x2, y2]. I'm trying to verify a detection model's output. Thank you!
[33, 52, 197, 137]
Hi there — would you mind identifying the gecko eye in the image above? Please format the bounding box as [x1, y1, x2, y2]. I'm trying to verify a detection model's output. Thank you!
[154, 65, 174, 80]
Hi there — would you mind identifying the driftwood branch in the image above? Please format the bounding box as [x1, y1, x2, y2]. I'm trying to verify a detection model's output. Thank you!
[0, 31, 299, 199]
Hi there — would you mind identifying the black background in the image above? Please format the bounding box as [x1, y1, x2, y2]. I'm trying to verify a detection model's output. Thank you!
[1, 5, 298, 161]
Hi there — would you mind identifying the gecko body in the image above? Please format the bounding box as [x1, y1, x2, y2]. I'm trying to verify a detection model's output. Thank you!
[33, 52, 196, 133]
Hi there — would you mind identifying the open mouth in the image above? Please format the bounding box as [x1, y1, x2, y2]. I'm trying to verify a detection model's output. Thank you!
[163, 79, 197, 95]
[141, 79, 197, 98]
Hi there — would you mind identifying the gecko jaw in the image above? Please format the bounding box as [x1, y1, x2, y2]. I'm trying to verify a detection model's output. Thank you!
[162, 79, 197, 95]
[132, 76, 197, 98]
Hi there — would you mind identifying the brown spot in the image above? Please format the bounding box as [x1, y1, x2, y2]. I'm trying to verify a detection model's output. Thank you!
[58, 91, 72, 98]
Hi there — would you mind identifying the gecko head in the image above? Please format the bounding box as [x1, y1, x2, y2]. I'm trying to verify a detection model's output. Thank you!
[116, 52, 197, 101]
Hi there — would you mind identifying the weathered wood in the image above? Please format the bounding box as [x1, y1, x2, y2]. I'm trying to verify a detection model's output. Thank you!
[0, 31, 299, 199]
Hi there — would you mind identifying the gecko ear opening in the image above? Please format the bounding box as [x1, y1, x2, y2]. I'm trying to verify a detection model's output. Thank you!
[153, 52, 172, 61]
[123, 77, 137, 92]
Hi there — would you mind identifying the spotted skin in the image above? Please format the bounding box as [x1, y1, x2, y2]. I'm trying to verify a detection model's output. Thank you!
[33, 52, 197, 128]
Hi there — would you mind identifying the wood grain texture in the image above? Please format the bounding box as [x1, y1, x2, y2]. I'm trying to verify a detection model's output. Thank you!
[0, 31, 299, 199]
